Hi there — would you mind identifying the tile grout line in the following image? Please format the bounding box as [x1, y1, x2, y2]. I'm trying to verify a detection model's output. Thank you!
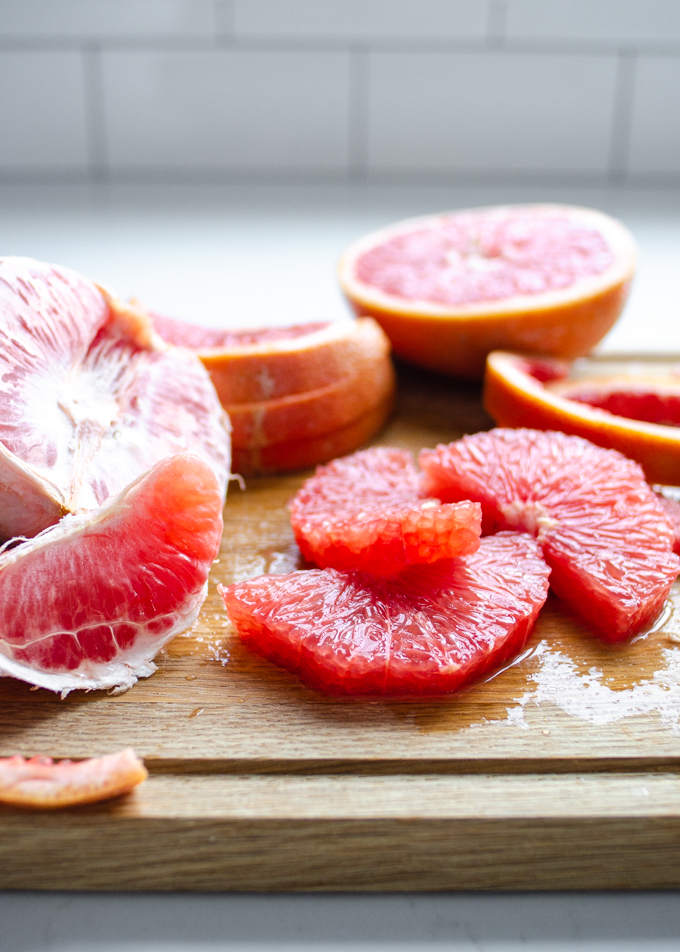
[82, 43, 108, 182]
[608, 48, 637, 186]
[347, 46, 369, 182]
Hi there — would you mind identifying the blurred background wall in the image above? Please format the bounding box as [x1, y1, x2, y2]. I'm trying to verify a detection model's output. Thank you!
[0, 0, 678, 185]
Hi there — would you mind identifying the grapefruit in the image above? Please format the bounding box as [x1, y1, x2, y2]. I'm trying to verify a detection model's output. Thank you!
[0, 258, 230, 541]
[484, 351, 680, 484]
[420, 429, 680, 643]
[0, 748, 147, 808]
[150, 313, 390, 404]
[0, 453, 223, 695]
[289, 447, 481, 574]
[339, 204, 636, 379]
[220, 533, 550, 696]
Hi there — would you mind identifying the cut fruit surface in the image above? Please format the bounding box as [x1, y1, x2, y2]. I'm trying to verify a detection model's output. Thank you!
[220, 533, 550, 696]
[0, 748, 147, 808]
[0, 258, 230, 541]
[0, 453, 223, 694]
[420, 428, 680, 643]
[484, 350, 680, 485]
[339, 204, 636, 379]
[289, 447, 481, 574]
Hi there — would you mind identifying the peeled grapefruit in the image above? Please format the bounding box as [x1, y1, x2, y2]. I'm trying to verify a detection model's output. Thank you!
[0, 258, 230, 541]
[339, 205, 636, 379]
[289, 447, 481, 574]
[220, 533, 550, 696]
[0, 748, 147, 808]
[0, 453, 223, 695]
[420, 429, 680, 643]
[484, 351, 680, 485]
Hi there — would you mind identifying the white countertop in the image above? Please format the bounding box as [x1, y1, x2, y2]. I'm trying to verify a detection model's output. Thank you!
[1, 182, 679, 952]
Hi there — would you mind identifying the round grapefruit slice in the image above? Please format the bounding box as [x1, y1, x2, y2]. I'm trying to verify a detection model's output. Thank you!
[220, 533, 550, 696]
[420, 429, 680, 643]
[289, 447, 481, 574]
[0, 453, 223, 695]
[151, 313, 390, 404]
[339, 204, 636, 379]
[484, 351, 680, 485]
[0, 258, 230, 541]
[0, 748, 147, 808]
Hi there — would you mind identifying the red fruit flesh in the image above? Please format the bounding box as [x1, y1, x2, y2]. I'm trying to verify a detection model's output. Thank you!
[289, 447, 481, 574]
[0, 454, 223, 694]
[420, 429, 680, 643]
[151, 314, 331, 351]
[221, 533, 550, 696]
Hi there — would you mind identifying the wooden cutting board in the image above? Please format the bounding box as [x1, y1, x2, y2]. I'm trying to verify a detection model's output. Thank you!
[2, 360, 680, 892]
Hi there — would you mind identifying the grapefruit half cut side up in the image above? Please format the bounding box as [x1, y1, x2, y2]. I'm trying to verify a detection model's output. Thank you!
[339, 205, 636, 379]
[0, 748, 147, 808]
[289, 447, 481, 574]
[484, 351, 680, 485]
[220, 533, 550, 696]
[420, 428, 680, 643]
[0, 453, 223, 695]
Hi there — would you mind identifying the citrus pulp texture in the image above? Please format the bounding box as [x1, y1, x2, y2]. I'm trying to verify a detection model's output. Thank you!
[289, 447, 481, 574]
[485, 351, 680, 485]
[339, 204, 636, 378]
[420, 429, 680, 643]
[0, 454, 223, 695]
[220, 533, 550, 696]
[0, 748, 147, 808]
[0, 257, 231, 541]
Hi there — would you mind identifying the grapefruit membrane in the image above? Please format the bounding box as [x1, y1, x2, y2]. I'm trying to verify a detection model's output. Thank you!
[0, 453, 223, 695]
[220, 533, 550, 696]
[420, 429, 680, 643]
[339, 205, 636, 378]
[289, 447, 481, 574]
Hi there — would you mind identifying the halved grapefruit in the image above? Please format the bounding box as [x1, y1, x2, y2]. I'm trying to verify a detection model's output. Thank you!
[0, 258, 230, 541]
[339, 205, 636, 379]
[289, 447, 481, 574]
[0, 748, 147, 808]
[220, 533, 550, 696]
[420, 429, 680, 643]
[484, 351, 680, 485]
[0, 453, 223, 694]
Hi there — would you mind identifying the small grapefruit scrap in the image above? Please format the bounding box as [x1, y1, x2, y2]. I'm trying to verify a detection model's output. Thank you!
[0, 453, 223, 694]
[339, 204, 636, 379]
[220, 533, 550, 696]
[420, 429, 680, 643]
[289, 447, 481, 574]
[485, 350, 680, 485]
[0, 748, 147, 809]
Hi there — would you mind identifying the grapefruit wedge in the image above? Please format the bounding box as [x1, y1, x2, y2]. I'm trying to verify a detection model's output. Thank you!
[420, 429, 680, 643]
[339, 205, 636, 378]
[0, 258, 230, 541]
[220, 533, 550, 696]
[0, 748, 147, 808]
[484, 351, 680, 485]
[289, 447, 481, 574]
[0, 453, 223, 695]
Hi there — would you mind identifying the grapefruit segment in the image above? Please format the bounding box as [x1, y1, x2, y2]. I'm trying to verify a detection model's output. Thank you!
[289, 447, 481, 574]
[339, 205, 636, 378]
[484, 350, 680, 484]
[0, 453, 223, 694]
[420, 429, 680, 643]
[220, 533, 550, 696]
[0, 748, 147, 808]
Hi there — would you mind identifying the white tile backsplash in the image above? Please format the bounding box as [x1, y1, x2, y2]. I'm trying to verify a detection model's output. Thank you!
[506, 0, 680, 45]
[102, 50, 350, 172]
[628, 57, 680, 177]
[0, 51, 88, 171]
[0, 0, 216, 38]
[233, 0, 487, 40]
[367, 52, 617, 174]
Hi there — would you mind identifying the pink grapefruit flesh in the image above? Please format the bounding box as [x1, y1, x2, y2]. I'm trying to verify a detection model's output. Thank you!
[289, 447, 481, 575]
[220, 533, 550, 696]
[420, 428, 680, 643]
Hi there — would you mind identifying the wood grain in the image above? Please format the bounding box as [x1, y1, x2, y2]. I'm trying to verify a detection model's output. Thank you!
[2, 360, 680, 891]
